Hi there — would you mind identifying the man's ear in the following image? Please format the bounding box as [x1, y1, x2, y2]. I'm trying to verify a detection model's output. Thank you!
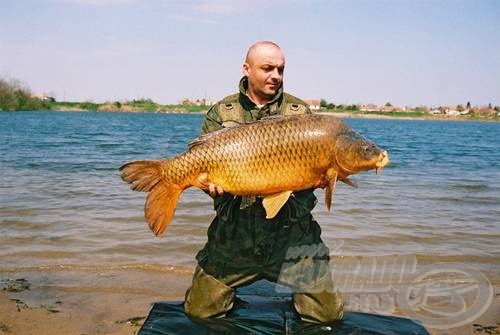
[242, 62, 250, 76]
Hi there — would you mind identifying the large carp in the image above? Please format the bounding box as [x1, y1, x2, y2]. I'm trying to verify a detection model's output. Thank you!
[120, 114, 389, 236]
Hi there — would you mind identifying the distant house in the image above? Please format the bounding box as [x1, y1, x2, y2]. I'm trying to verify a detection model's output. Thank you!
[181, 98, 214, 106]
[439, 105, 461, 116]
[32, 92, 55, 102]
[360, 104, 379, 112]
[360, 104, 402, 112]
[303, 99, 321, 110]
[381, 105, 401, 112]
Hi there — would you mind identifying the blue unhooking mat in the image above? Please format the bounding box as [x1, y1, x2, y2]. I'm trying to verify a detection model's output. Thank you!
[139, 280, 429, 335]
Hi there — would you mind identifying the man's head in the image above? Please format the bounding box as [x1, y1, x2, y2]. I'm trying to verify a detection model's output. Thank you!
[243, 41, 285, 105]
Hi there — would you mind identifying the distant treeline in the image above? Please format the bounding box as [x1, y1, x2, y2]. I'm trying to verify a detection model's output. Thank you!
[0, 77, 207, 113]
[2, 77, 498, 120]
[0, 78, 51, 111]
[49, 99, 209, 113]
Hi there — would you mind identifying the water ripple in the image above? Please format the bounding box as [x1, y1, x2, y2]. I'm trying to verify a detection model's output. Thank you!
[1, 112, 499, 272]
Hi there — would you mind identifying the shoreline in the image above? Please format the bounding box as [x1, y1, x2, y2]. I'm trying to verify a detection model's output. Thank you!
[317, 111, 500, 122]
[3, 108, 499, 122]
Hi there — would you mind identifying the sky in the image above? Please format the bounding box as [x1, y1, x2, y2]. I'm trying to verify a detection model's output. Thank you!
[1, 0, 499, 107]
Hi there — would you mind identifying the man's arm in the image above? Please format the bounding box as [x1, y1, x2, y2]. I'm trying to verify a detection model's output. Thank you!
[200, 104, 224, 135]
[200, 104, 225, 197]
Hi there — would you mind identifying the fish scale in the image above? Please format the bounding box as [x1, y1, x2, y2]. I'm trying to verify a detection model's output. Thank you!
[120, 114, 389, 235]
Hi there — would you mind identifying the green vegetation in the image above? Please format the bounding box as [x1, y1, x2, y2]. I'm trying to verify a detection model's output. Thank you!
[0, 78, 51, 111]
[355, 110, 427, 118]
[325, 108, 426, 118]
[46, 98, 209, 113]
[318, 98, 499, 120]
[0, 77, 211, 113]
[1, 77, 498, 121]
[124, 98, 158, 110]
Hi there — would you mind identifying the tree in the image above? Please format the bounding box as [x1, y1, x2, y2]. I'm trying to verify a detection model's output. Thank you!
[385, 102, 392, 107]
[456, 104, 464, 112]
[320, 99, 328, 108]
[0, 77, 49, 111]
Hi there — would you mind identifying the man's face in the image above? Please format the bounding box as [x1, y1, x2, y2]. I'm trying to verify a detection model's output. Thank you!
[243, 45, 285, 103]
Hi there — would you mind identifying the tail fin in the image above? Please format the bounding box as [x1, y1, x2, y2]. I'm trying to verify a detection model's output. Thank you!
[120, 160, 182, 236]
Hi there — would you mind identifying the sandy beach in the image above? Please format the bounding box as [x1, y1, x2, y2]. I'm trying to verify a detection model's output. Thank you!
[0, 268, 192, 335]
[1, 264, 498, 335]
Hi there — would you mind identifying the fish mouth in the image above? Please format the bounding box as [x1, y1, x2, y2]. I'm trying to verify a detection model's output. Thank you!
[375, 150, 389, 175]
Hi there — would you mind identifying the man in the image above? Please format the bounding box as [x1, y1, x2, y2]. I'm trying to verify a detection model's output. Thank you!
[184, 41, 343, 323]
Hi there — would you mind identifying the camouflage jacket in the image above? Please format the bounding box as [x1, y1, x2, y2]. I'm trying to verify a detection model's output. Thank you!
[201, 77, 310, 135]
[200, 76, 318, 214]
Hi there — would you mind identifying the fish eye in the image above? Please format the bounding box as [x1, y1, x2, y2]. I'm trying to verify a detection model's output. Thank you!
[363, 144, 376, 154]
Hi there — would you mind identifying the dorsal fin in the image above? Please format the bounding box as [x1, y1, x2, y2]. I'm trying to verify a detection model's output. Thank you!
[188, 118, 255, 150]
[259, 115, 285, 122]
[188, 126, 235, 150]
[188, 115, 298, 150]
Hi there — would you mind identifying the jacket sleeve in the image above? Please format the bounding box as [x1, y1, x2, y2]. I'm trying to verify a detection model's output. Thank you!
[200, 104, 224, 135]
[199, 104, 237, 210]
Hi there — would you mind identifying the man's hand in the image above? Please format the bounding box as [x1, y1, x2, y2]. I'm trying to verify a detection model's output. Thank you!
[196, 173, 225, 197]
[208, 183, 224, 197]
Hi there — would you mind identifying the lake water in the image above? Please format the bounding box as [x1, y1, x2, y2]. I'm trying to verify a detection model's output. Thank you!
[1, 111, 499, 282]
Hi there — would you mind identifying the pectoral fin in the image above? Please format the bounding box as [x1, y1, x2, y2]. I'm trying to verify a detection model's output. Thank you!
[341, 177, 358, 188]
[325, 173, 338, 211]
[262, 191, 293, 219]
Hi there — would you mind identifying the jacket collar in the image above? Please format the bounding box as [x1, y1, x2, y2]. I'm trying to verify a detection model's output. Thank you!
[238, 76, 283, 109]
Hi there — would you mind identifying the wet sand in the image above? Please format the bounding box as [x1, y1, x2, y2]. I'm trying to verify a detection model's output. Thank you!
[0, 268, 192, 335]
[1, 266, 498, 335]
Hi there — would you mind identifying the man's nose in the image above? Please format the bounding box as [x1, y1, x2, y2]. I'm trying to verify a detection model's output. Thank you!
[270, 68, 282, 80]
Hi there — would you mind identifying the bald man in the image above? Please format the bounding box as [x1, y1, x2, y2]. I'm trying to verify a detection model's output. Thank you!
[184, 41, 343, 323]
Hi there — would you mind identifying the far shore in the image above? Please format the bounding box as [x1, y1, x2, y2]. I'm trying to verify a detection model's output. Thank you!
[28, 106, 500, 122]
[48, 108, 500, 122]
[316, 111, 499, 122]
[2, 78, 498, 121]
